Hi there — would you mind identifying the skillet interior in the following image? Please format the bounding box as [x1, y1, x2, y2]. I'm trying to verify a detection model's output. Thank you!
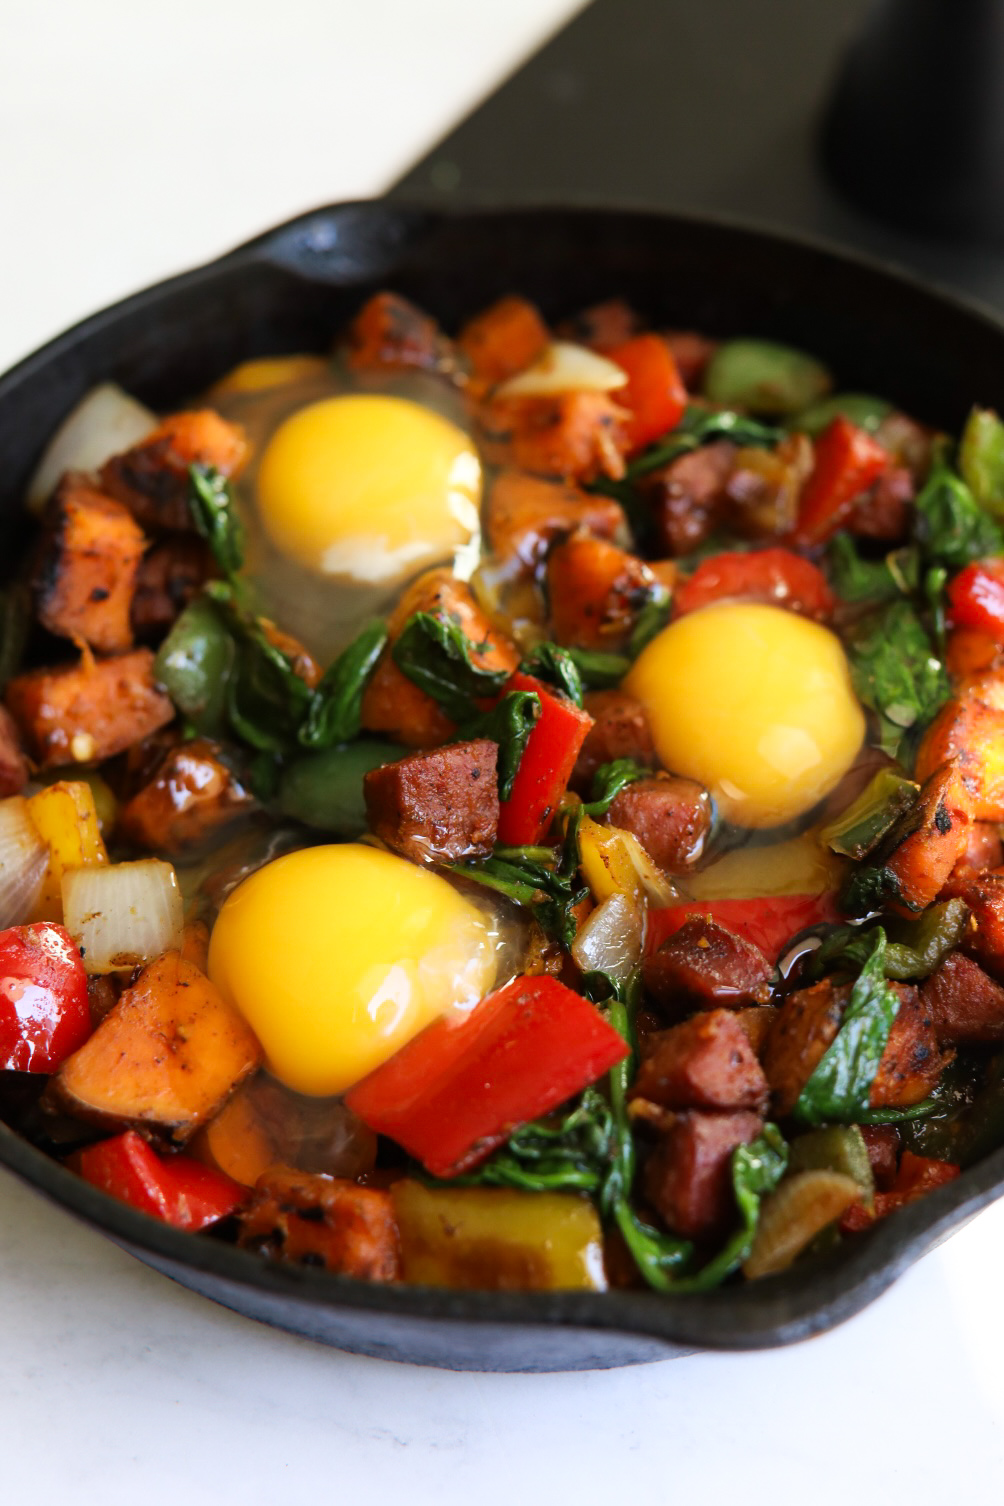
[2, 201, 1004, 1371]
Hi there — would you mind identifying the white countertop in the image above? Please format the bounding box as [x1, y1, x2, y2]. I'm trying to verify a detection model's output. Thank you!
[4, 3, 1004, 1496]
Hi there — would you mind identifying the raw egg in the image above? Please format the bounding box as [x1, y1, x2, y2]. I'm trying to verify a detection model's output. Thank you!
[207, 844, 498, 1096]
[256, 393, 482, 583]
[625, 602, 865, 828]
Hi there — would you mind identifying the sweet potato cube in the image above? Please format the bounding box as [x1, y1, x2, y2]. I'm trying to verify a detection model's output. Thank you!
[869, 984, 950, 1108]
[35, 478, 146, 652]
[99, 410, 248, 532]
[915, 696, 1004, 821]
[49, 951, 262, 1144]
[459, 297, 549, 385]
[239, 1166, 400, 1280]
[118, 738, 253, 856]
[547, 532, 656, 650]
[486, 469, 626, 569]
[6, 648, 174, 768]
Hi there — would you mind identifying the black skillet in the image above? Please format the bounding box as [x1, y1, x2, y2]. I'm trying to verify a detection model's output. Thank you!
[2, 202, 1003, 1372]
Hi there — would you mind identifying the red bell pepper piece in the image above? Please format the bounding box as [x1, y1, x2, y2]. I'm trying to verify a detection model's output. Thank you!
[646, 892, 841, 966]
[76, 1129, 244, 1231]
[608, 334, 687, 451]
[346, 973, 629, 1178]
[947, 558, 1004, 639]
[794, 417, 889, 545]
[496, 671, 593, 845]
[0, 922, 90, 1073]
[674, 547, 835, 620]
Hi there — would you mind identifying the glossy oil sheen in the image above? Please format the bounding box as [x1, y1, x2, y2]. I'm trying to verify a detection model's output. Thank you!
[4, 203, 1004, 1369]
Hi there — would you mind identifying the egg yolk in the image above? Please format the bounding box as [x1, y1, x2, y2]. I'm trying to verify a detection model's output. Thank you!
[256, 393, 481, 582]
[625, 602, 865, 828]
[207, 845, 498, 1096]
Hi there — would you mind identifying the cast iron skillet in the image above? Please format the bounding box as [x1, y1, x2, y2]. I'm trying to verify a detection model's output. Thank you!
[2, 202, 1004, 1372]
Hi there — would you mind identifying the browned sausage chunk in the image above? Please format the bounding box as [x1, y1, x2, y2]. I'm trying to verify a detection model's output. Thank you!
[34, 478, 146, 653]
[572, 690, 656, 790]
[958, 873, 1004, 978]
[6, 648, 175, 768]
[639, 440, 736, 556]
[642, 1109, 764, 1239]
[922, 952, 1004, 1044]
[643, 916, 773, 1012]
[848, 466, 914, 542]
[364, 739, 499, 864]
[606, 774, 712, 872]
[859, 1125, 900, 1189]
[0, 706, 29, 797]
[118, 738, 254, 856]
[99, 410, 248, 532]
[238, 1166, 400, 1280]
[632, 1009, 769, 1113]
[869, 984, 950, 1108]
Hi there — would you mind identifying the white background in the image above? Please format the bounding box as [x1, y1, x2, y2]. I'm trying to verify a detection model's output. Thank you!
[3, 2, 1004, 1498]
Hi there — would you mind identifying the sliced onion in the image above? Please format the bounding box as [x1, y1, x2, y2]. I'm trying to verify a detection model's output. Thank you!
[619, 830, 679, 908]
[0, 796, 48, 926]
[494, 341, 628, 399]
[62, 859, 183, 974]
[571, 891, 645, 983]
[26, 383, 157, 513]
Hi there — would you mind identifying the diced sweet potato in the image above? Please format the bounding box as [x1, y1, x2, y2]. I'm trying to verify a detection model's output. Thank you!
[486, 469, 626, 570]
[605, 774, 712, 872]
[915, 697, 1004, 821]
[364, 739, 499, 863]
[547, 532, 656, 651]
[959, 872, 1004, 978]
[118, 738, 254, 856]
[643, 916, 774, 1012]
[345, 291, 449, 374]
[763, 979, 847, 1116]
[0, 705, 28, 796]
[131, 535, 215, 638]
[642, 1109, 764, 1239]
[34, 478, 146, 652]
[99, 410, 248, 532]
[48, 951, 262, 1144]
[632, 1009, 769, 1113]
[945, 821, 1004, 889]
[360, 568, 519, 748]
[558, 300, 640, 352]
[238, 1166, 400, 1280]
[879, 761, 974, 911]
[6, 648, 175, 768]
[487, 392, 630, 483]
[458, 296, 549, 385]
[572, 690, 656, 790]
[922, 951, 1004, 1043]
[639, 439, 736, 556]
[869, 984, 950, 1108]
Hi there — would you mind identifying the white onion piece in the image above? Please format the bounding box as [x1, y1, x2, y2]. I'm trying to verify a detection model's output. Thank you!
[0, 796, 48, 926]
[26, 383, 157, 513]
[494, 341, 628, 399]
[62, 859, 183, 974]
[571, 891, 645, 983]
[620, 831, 679, 908]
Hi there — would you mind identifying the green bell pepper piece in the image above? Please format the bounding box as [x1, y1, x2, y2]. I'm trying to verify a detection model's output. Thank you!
[959, 406, 1004, 521]
[276, 738, 400, 836]
[702, 339, 832, 417]
[153, 594, 235, 737]
[790, 393, 893, 437]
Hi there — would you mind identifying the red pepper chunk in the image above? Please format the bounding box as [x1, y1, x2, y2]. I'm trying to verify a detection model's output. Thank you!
[947, 558, 1004, 639]
[0, 922, 90, 1073]
[346, 974, 629, 1178]
[674, 547, 835, 620]
[646, 893, 841, 966]
[496, 671, 593, 845]
[76, 1130, 244, 1231]
[794, 417, 889, 546]
[607, 334, 687, 451]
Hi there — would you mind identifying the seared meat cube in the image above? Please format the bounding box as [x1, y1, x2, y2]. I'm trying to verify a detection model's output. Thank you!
[848, 465, 914, 541]
[643, 917, 773, 1011]
[642, 1109, 764, 1240]
[34, 477, 146, 653]
[922, 952, 1004, 1044]
[958, 873, 1004, 979]
[639, 440, 735, 556]
[632, 1008, 769, 1113]
[131, 535, 215, 638]
[572, 690, 656, 790]
[364, 739, 499, 864]
[860, 1124, 900, 1190]
[606, 774, 711, 872]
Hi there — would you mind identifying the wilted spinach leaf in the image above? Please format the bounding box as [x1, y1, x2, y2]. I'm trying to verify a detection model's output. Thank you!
[459, 690, 540, 800]
[914, 463, 1004, 570]
[298, 620, 388, 750]
[846, 599, 949, 759]
[519, 642, 583, 706]
[188, 465, 245, 579]
[826, 534, 919, 605]
[393, 610, 509, 720]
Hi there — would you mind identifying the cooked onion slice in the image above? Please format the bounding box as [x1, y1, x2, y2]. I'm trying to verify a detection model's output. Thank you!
[743, 1171, 861, 1280]
[0, 796, 48, 926]
[571, 891, 645, 983]
[26, 383, 157, 513]
[62, 859, 184, 973]
[494, 342, 628, 399]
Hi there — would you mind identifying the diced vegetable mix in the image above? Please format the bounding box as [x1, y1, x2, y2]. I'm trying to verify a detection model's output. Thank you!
[6, 289, 1004, 1300]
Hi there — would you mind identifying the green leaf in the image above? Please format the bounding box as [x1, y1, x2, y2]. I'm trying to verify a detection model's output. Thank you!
[459, 690, 540, 800]
[914, 463, 1004, 569]
[625, 405, 781, 481]
[461, 1088, 614, 1193]
[794, 931, 902, 1125]
[298, 620, 388, 750]
[667, 1125, 789, 1293]
[207, 583, 312, 753]
[845, 599, 949, 760]
[276, 739, 400, 836]
[565, 647, 631, 688]
[392, 610, 509, 721]
[445, 843, 587, 945]
[188, 465, 245, 578]
[826, 533, 919, 606]
[628, 585, 671, 657]
[581, 758, 650, 816]
[959, 406, 1004, 520]
[519, 642, 583, 706]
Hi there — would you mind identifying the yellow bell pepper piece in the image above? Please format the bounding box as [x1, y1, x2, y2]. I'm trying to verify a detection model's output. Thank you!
[28, 780, 109, 921]
[390, 1181, 607, 1291]
[577, 813, 676, 907]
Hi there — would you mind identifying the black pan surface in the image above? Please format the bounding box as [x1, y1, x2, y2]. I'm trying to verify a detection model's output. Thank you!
[2, 201, 1003, 1371]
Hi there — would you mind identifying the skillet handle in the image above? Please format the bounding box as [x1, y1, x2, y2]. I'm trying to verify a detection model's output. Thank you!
[220, 200, 444, 284]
